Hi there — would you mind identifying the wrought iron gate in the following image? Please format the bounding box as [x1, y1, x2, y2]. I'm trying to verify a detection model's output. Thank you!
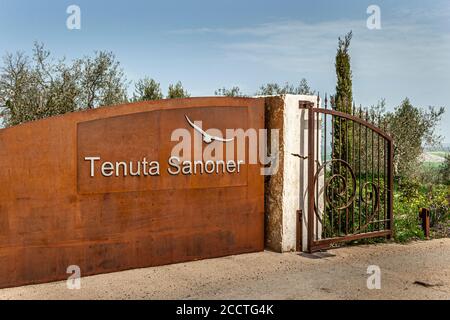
[300, 97, 394, 252]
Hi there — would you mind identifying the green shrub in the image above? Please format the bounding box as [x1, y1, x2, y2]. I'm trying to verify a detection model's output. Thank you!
[393, 179, 449, 242]
[393, 193, 425, 242]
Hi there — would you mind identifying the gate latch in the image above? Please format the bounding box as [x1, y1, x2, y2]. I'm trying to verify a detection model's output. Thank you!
[291, 153, 308, 159]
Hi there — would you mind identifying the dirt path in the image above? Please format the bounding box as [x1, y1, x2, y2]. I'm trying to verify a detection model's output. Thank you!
[1, 239, 449, 300]
[420, 152, 446, 163]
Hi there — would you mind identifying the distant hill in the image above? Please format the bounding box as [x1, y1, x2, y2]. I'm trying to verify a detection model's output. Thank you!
[420, 152, 447, 163]
[424, 143, 450, 152]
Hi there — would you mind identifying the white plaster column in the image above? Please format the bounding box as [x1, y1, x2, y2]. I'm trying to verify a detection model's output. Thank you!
[264, 94, 323, 252]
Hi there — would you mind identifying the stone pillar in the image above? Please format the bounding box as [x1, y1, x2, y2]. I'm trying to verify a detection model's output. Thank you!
[264, 94, 322, 252]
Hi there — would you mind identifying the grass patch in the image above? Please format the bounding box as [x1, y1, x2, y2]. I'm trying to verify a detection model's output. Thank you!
[428, 151, 449, 158]
[421, 162, 443, 170]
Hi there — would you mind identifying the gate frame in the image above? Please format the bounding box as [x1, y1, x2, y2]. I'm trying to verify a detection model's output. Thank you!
[300, 100, 394, 253]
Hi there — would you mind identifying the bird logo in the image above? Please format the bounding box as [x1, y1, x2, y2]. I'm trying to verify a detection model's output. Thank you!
[185, 115, 235, 144]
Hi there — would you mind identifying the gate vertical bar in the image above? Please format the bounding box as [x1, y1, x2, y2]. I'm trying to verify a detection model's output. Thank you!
[308, 101, 315, 252]
[387, 140, 394, 238]
[316, 94, 320, 239]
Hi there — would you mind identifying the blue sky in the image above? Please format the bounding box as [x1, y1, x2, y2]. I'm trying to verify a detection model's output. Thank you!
[0, 0, 449, 141]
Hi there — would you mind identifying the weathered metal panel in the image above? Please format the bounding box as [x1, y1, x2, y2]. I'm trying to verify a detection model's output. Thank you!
[0, 97, 265, 288]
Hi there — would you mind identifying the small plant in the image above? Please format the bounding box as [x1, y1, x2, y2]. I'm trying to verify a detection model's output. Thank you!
[393, 193, 425, 243]
[393, 178, 449, 242]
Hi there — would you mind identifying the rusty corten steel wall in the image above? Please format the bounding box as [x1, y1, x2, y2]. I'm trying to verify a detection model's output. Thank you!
[0, 97, 265, 289]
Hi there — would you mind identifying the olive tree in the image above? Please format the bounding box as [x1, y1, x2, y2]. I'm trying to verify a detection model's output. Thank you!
[214, 86, 246, 97]
[0, 44, 80, 126]
[167, 81, 190, 99]
[132, 77, 163, 101]
[0, 43, 128, 127]
[255, 78, 315, 96]
[385, 98, 444, 179]
[76, 51, 128, 109]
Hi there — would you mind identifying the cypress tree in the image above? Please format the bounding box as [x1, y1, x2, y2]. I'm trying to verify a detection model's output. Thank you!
[331, 31, 353, 235]
[333, 31, 353, 164]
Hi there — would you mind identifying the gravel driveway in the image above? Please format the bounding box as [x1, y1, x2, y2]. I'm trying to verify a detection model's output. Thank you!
[1, 239, 449, 300]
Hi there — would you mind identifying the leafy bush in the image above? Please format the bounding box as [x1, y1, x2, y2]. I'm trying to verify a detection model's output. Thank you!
[393, 178, 449, 242]
[427, 185, 450, 227]
[394, 192, 425, 243]
[439, 154, 450, 185]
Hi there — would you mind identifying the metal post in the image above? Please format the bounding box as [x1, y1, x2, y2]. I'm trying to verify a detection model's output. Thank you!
[299, 100, 316, 252]
[307, 102, 315, 252]
[296, 209, 302, 251]
[387, 140, 394, 238]
[419, 208, 430, 239]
